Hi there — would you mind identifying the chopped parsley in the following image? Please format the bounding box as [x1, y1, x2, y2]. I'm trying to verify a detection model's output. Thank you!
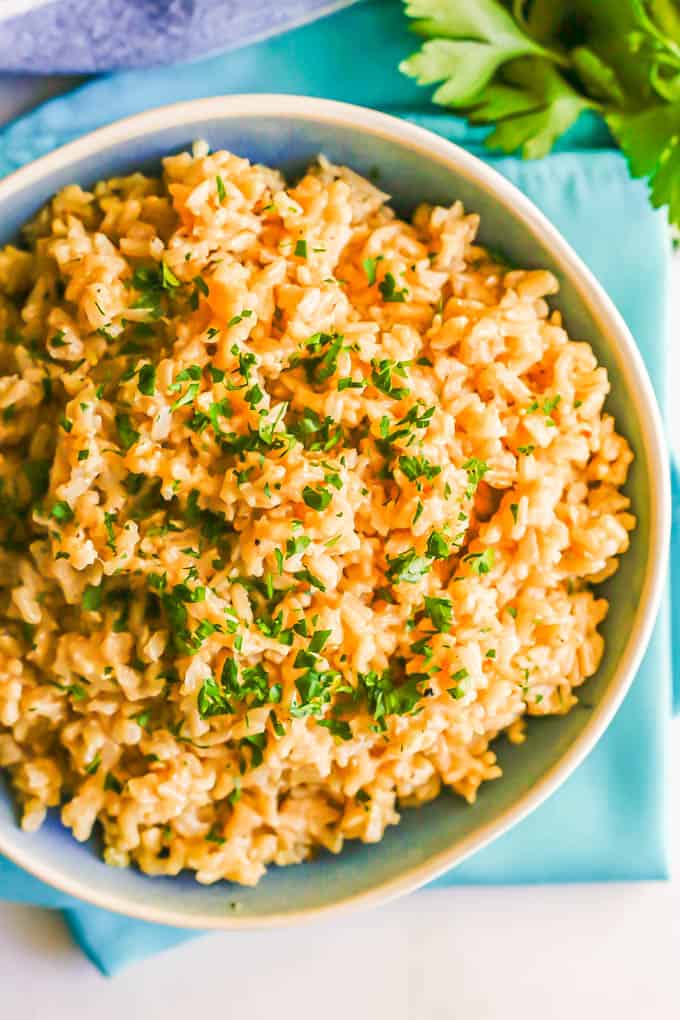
[423, 595, 453, 632]
[462, 458, 489, 498]
[398, 455, 441, 483]
[386, 549, 431, 584]
[371, 358, 410, 399]
[115, 413, 140, 450]
[378, 272, 408, 303]
[50, 501, 74, 524]
[137, 364, 157, 396]
[362, 254, 384, 285]
[302, 485, 332, 511]
[82, 584, 103, 611]
[463, 548, 495, 575]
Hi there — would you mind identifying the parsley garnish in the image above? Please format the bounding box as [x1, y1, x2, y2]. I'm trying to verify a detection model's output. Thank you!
[448, 667, 469, 700]
[319, 718, 352, 741]
[50, 501, 74, 524]
[115, 413, 140, 450]
[463, 548, 495, 575]
[371, 358, 410, 399]
[426, 531, 449, 559]
[386, 549, 431, 584]
[137, 364, 157, 396]
[362, 254, 384, 285]
[462, 457, 489, 498]
[302, 485, 332, 511]
[82, 584, 103, 611]
[423, 595, 453, 632]
[378, 272, 408, 303]
[398, 455, 441, 482]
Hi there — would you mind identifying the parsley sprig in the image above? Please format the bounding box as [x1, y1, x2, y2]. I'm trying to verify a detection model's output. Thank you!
[400, 0, 680, 227]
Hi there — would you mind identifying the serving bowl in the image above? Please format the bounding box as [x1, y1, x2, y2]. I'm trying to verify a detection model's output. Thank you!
[0, 94, 670, 928]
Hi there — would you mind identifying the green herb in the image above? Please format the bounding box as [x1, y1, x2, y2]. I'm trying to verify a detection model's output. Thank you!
[104, 772, 122, 793]
[302, 485, 332, 511]
[463, 548, 495, 575]
[82, 584, 103, 611]
[337, 377, 364, 391]
[362, 254, 384, 285]
[319, 718, 352, 740]
[309, 629, 332, 653]
[358, 668, 426, 724]
[85, 752, 101, 775]
[371, 358, 410, 399]
[50, 501, 74, 524]
[426, 530, 449, 559]
[448, 666, 469, 700]
[286, 534, 311, 558]
[510, 502, 519, 523]
[462, 457, 489, 498]
[400, 1, 680, 230]
[116, 413, 140, 450]
[22, 459, 50, 500]
[378, 271, 408, 303]
[161, 262, 181, 289]
[138, 364, 157, 396]
[227, 309, 253, 328]
[78, 449, 89, 462]
[398, 454, 441, 482]
[507, 606, 517, 618]
[103, 511, 117, 551]
[517, 444, 535, 456]
[294, 568, 327, 592]
[292, 331, 345, 384]
[423, 595, 453, 632]
[386, 548, 432, 583]
[294, 239, 308, 258]
[216, 175, 227, 203]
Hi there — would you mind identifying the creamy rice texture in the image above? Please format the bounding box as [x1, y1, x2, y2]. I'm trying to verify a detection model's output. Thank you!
[0, 147, 634, 885]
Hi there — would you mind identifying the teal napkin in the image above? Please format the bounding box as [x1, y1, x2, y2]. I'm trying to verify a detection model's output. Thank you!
[0, 0, 674, 976]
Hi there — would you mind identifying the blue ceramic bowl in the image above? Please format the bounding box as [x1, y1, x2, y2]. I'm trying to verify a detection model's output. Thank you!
[0, 96, 670, 928]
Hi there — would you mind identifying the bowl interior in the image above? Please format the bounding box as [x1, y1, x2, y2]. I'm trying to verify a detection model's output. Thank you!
[0, 104, 654, 924]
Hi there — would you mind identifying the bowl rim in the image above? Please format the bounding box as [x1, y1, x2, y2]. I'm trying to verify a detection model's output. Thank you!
[0, 93, 671, 929]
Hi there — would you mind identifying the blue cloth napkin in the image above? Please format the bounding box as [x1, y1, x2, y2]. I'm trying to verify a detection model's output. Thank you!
[0, 0, 675, 977]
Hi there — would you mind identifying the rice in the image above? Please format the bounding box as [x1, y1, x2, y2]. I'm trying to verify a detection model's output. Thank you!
[0, 145, 634, 885]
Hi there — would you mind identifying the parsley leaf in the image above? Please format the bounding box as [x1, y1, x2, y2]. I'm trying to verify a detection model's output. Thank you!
[399, 0, 680, 230]
[398, 454, 441, 482]
[302, 485, 332, 511]
[378, 272, 408, 303]
[137, 363, 157, 396]
[386, 548, 432, 584]
[400, 0, 550, 107]
[115, 413, 140, 450]
[423, 595, 453, 632]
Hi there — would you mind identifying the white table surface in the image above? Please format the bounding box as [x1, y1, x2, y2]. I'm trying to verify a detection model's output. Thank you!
[0, 76, 678, 1019]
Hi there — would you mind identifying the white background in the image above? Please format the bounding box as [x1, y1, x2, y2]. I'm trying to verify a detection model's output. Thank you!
[0, 77, 677, 1019]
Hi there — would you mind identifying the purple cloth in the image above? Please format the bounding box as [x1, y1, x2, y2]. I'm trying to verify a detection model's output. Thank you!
[0, 0, 359, 72]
